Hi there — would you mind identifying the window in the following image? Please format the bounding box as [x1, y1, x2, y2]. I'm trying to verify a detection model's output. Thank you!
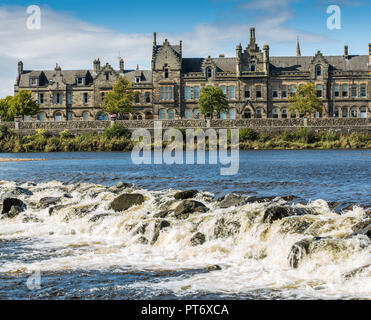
[164, 68, 169, 79]
[145, 92, 151, 103]
[83, 112, 89, 121]
[281, 86, 287, 98]
[97, 112, 108, 121]
[360, 84, 366, 97]
[351, 85, 357, 98]
[206, 67, 212, 79]
[101, 92, 105, 101]
[193, 86, 200, 100]
[334, 85, 339, 98]
[159, 109, 166, 120]
[23, 115, 30, 122]
[256, 108, 262, 118]
[316, 65, 322, 76]
[160, 86, 174, 100]
[38, 93, 44, 104]
[272, 87, 278, 98]
[243, 110, 252, 119]
[30, 77, 38, 86]
[229, 108, 236, 119]
[185, 87, 191, 100]
[135, 77, 141, 84]
[168, 110, 175, 120]
[76, 77, 84, 86]
[228, 86, 235, 99]
[220, 86, 227, 95]
[220, 111, 227, 119]
[316, 84, 323, 97]
[194, 109, 200, 119]
[342, 107, 348, 118]
[185, 109, 192, 119]
[134, 93, 140, 104]
[250, 64, 256, 72]
[256, 86, 262, 99]
[67, 112, 73, 121]
[360, 107, 367, 118]
[55, 112, 62, 122]
[133, 113, 142, 120]
[342, 84, 348, 97]
[83, 93, 88, 104]
[53, 93, 63, 105]
[244, 87, 250, 99]
[105, 73, 109, 81]
[289, 85, 296, 96]
[281, 109, 287, 119]
[272, 109, 279, 118]
[37, 112, 45, 122]
[350, 107, 357, 118]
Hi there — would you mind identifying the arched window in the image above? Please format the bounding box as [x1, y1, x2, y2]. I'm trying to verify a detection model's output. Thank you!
[220, 111, 227, 119]
[342, 107, 348, 118]
[185, 109, 192, 119]
[316, 65, 322, 76]
[243, 110, 252, 119]
[168, 110, 175, 120]
[350, 107, 358, 118]
[360, 107, 367, 118]
[54, 112, 62, 122]
[272, 108, 279, 119]
[164, 68, 169, 79]
[256, 108, 262, 119]
[281, 109, 287, 119]
[229, 108, 236, 119]
[82, 112, 89, 121]
[194, 109, 200, 119]
[67, 112, 73, 121]
[206, 67, 212, 79]
[37, 112, 45, 122]
[159, 109, 166, 120]
[97, 112, 108, 121]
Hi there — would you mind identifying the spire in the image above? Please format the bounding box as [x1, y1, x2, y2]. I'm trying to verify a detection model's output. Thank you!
[296, 37, 301, 57]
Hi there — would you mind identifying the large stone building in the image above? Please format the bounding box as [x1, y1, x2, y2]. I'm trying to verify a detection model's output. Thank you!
[14, 28, 371, 121]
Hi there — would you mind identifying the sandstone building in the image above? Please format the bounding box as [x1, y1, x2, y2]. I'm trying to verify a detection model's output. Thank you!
[14, 28, 371, 121]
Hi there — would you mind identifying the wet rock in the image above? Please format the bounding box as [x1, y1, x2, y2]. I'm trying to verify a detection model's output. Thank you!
[174, 200, 208, 219]
[137, 237, 149, 245]
[15, 187, 33, 196]
[327, 201, 341, 211]
[288, 238, 312, 269]
[288, 207, 314, 216]
[174, 190, 197, 200]
[351, 219, 371, 238]
[110, 193, 145, 212]
[214, 218, 241, 239]
[116, 182, 131, 189]
[263, 206, 290, 223]
[247, 196, 277, 204]
[134, 223, 148, 235]
[151, 220, 171, 245]
[49, 204, 69, 216]
[89, 214, 111, 223]
[343, 264, 371, 279]
[23, 215, 41, 223]
[281, 195, 298, 202]
[40, 197, 61, 208]
[280, 217, 313, 234]
[153, 211, 170, 218]
[207, 265, 222, 272]
[218, 193, 246, 208]
[190, 232, 206, 246]
[1, 198, 27, 218]
[63, 193, 73, 199]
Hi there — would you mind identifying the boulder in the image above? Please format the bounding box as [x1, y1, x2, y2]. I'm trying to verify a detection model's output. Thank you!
[218, 193, 246, 208]
[153, 211, 170, 218]
[174, 200, 208, 219]
[343, 264, 371, 279]
[151, 220, 171, 245]
[1, 198, 27, 218]
[110, 193, 145, 212]
[15, 187, 33, 196]
[190, 232, 206, 246]
[288, 238, 312, 269]
[207, 265, 222, 272]
[214, 218, 241, 239]
[281, 195, 298, 202]
[246, 196, 277, 204]
[263, 206, 290, 223]
[351, 219, 371, 238]
[137, 237, 149, 245]
[40, 197, 61, 208]
[89, 213, 111, 223]
[174, 190, 197, 200]
[134, 223, 148, 235]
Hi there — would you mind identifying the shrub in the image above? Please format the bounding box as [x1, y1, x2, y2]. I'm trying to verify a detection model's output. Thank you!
[319, 130, 337, 142]
[0, 125, 11, 139]
[35, 129, 50, 138]
[59, 130, 74, 139]
[239, 128, 259, 141]
[294, 128, 316, 143]
[104, 122, 130, 139]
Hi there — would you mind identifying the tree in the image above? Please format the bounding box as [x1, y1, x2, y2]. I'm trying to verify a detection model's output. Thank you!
[101, 77, 134, 117]
[288, 83, 323, 117]
[198, 86, 229, 119]
[0, 91, 39, 122]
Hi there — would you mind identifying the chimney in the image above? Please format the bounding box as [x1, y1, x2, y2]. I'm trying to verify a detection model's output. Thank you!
[93, 58, 101, 73]
[119, 58, 124, 73]
[55, 63, 62, 76]
[18, 61, 23, 75]
[179, 40, 182, 57]
[344, 45, 349, 59]
[236, 43, 242, 76]
[263, 45, 270, 75]
[250, 27, 256, 45]
[369, 43, 371, 65]
[153, 32, 157, 46]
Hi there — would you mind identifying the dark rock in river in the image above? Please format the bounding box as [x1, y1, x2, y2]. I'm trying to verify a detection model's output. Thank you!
[288, 238, 312, 269]
[343, 264, 371, 279]
[151, 220, 171, 245]
[134, 223, 148, 235]
[89, 214, 111, 223]
[63, 193, 73, 199]
[351, 219, 371, 238]
[110, 193, 145, 212]
[40, 197, 61, 208]
[190, 232, 206, 246]
[263, 207, 290, 223]
[281, 195, 298, 202]
[207, 265, 222, 272]
[137, 236, 149, 245]
[15, 187, 33, 196]
[153, 211, 170, 218]
[174, 190, 198, 200]
[23, 215, 41, 223]
[214, 218, 241, 239]
[218, 193, 246, 208]
[1, 198, 27, 218]
[246, 196, 277, 204]
[174, 200, 208, 219]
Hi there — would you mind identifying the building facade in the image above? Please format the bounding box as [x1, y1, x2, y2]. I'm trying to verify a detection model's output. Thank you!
[14, 28, 371, 121]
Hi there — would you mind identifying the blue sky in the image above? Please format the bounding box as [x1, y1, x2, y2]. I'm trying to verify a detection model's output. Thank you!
[0, 0, 370, 97]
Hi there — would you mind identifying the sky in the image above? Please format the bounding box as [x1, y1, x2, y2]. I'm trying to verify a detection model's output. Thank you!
[0, 0, 370, 97]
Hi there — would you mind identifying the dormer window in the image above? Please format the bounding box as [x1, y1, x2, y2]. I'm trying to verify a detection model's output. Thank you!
[105, 72, 110, 81]
[316, 65, 322, 76]
[135, 77, 141, 84]
[29, 77, 39, 86]
[206, 67, 212, 79]
[250, 64, 256, 72]
[164, 68, 169, 79]
[76, 77, 85, 86]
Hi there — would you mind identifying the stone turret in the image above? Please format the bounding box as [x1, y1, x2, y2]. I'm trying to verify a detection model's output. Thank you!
[119, 58, 124, 73]
[263, 44, 270, 75]
[344, 45, 349, 59]
[236, 43, 242, 76]
[93, 58, 101, 73]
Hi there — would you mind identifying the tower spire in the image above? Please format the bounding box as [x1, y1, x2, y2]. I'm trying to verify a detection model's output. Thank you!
[296, 36, 301, 57]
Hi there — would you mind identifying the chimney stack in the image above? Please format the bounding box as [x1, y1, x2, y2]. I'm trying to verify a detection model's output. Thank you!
[344, 45, 349, 59]
[250, 27, 256, 45]
[119, 58, 124, 73]
[153, 32, 157, 46]
[263, 45, 270, 75]
[369, 43, 371, 65]
[18, 61, 23, 75]
[93, 58, 101, 74]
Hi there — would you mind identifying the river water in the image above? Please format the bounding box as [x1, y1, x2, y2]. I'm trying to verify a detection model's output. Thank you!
[0, 150, 370, 299]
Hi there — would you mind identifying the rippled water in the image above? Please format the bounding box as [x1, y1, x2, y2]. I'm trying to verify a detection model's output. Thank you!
[0, 150, 370, 300]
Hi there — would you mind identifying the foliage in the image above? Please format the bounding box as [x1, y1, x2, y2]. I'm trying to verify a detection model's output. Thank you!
[59, 130, 74, 139]
[0, 91, 39, 122]
[294, 128, 316, 143]
[104, 122, 131, 139]
[35, 129, 50, 138]
[0, 125, 11, 139]
[288, 83, 323, 117]
[101, 77, 134, 116]
[319, 130, 337, 142]
[0, 96, 15, 122]
[239, 128, 259, 141]
[198, 87, 229, 119]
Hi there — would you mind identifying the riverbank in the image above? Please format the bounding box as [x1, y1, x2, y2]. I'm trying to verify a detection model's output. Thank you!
[0, 158, 46, 162]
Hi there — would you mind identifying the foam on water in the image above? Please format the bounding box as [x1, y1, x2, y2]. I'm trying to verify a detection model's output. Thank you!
[0, 180, 370, 299]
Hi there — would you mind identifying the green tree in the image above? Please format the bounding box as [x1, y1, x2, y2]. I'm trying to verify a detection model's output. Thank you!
[102, 77, 134, 117]
[0, 90, 38, 122]
[0, 96, 14, 122]
[198, 86, 229, 119]
[288, 83, 323, 117]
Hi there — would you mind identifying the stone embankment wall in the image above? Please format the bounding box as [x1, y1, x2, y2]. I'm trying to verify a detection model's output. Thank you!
[0, 118, 370, 136]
